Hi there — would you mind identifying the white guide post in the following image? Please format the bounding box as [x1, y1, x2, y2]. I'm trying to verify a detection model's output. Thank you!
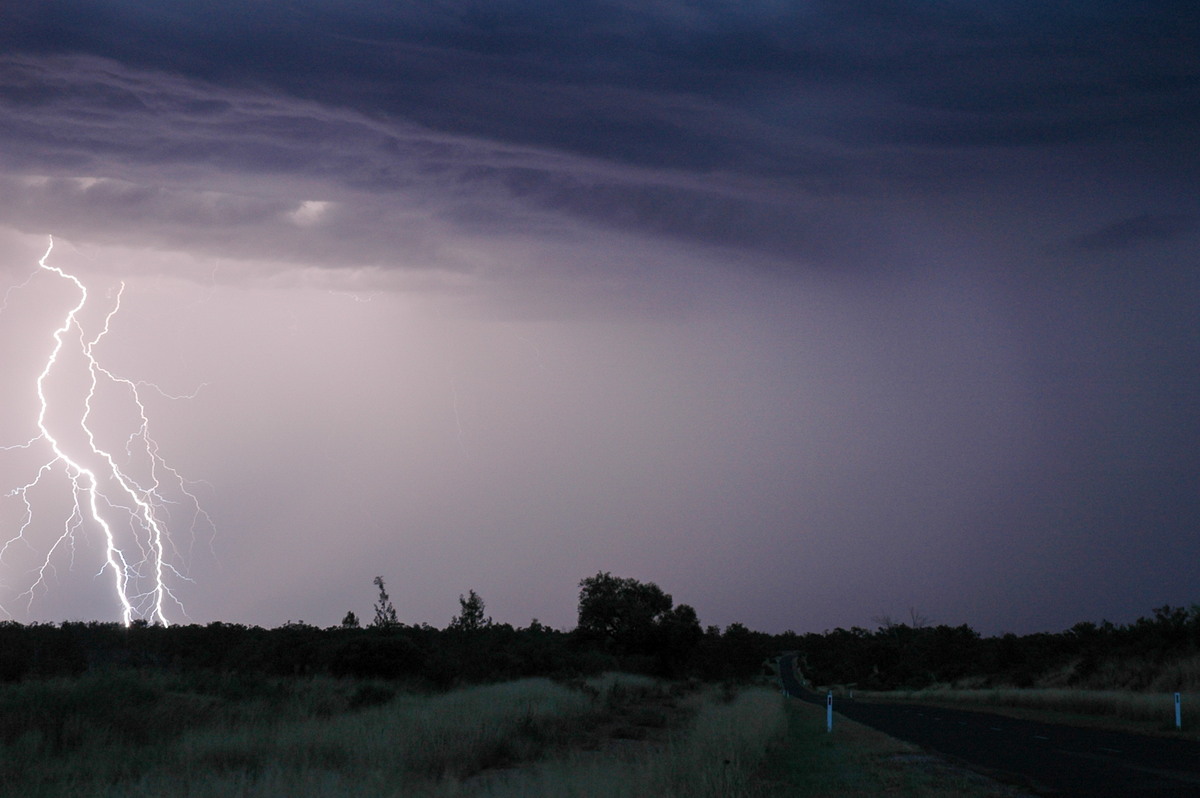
[1176, 693, 1182, 730]
[827, 690, 833, 733]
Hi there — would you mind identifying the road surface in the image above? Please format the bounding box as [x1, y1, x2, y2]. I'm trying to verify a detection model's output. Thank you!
[778, 654, 1200, 797]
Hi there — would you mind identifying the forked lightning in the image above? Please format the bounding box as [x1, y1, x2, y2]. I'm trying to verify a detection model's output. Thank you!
[1, 237, 210, 626]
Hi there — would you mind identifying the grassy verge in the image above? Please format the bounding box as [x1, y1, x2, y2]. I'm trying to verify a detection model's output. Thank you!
[755, 696, 1033, 797]
[855, 688, 1196, 739]
[0, 670, 788, 797]
[0, 671, 625, 797]
[460, 684, 786, 797]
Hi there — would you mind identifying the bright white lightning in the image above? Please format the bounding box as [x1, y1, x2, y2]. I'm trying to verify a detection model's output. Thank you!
[1, 237, 210, 626]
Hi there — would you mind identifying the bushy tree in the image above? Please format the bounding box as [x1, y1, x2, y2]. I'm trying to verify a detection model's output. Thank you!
[448, 589, 492, 632]
[577, 572, 672, 646]
[653, 602, 703, 676]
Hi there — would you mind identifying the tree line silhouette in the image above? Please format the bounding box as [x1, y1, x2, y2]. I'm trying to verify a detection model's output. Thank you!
[0, 573, 766, 685]
[796, 604, 1200, 690]
[1, 574, 1196, 691]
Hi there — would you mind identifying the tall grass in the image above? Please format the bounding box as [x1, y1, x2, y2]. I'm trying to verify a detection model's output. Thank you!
[458, 686, 787, 798]
[196, 680, 585, 763]
[1, 671, 788, 797]
[655, 687, 786, 797]
[0, 672, 605, 797]
[1098, 652, 1200, 693]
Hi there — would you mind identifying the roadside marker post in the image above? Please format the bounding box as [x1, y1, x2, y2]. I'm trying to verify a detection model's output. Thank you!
[1176, 693, 1182, 730]
[827, 691, 833, 733]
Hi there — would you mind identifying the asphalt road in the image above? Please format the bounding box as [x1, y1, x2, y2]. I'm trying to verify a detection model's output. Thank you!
[778, 655, 1200, 797]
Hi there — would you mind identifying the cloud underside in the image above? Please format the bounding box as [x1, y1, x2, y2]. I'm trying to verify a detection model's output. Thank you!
[0, 1, 1196, 280]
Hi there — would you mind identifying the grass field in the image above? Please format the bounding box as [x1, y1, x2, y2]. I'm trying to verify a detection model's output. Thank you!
[0, 670, 792, 797]
[460, 683, 785, 797]
[2, 666, 1094, 796]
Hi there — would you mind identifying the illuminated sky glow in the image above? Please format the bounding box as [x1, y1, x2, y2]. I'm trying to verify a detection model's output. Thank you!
[0, 2, 1197, 633]
[1, 238, 212, 624]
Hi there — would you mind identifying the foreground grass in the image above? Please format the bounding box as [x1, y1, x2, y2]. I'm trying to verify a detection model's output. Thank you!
[462, 685, 786, 797]
[0, 671, 610, 797]
[0, 670, 789, 797]
[857, 687, 1196, 739]
[1, 669, 1061, 797]
[756, 698, 1032, 797]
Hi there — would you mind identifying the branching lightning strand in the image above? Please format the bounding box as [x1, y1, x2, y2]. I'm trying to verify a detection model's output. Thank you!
[1, 237, 210, 626]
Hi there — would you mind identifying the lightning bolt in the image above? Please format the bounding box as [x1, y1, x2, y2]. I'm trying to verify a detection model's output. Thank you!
[1, 237, 211, 626]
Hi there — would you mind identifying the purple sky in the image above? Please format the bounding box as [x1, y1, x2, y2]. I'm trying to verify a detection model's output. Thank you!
[0, 2, 1197, 634]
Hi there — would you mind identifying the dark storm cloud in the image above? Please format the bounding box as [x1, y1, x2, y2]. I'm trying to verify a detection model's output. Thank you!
[2, 1, 819, 175]
[3, 2, 1197, 200]
[0, 50, 849, 272]
[5, 1, 1196, 160]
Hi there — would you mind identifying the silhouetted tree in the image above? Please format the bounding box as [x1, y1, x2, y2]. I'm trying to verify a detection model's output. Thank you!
[448, 589, 492, 632]
[372, 576, 399, 628]
[653, 603, 703, 676]
[577, 571, 673, 654]
[341, 611, 360, 629]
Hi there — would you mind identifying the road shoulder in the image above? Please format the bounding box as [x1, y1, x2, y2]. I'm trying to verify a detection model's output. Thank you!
[758, 696, 1039, 797]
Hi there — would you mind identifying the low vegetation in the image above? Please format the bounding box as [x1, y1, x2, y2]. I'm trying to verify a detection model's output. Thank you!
[0, 572, 777, 686]
[3, 575, 1195, 696]
[2, 574, 1196, 795]
[797, 605, 1200, 693]
[0, 670, 786, 797]
[460, 684, 785, 797]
